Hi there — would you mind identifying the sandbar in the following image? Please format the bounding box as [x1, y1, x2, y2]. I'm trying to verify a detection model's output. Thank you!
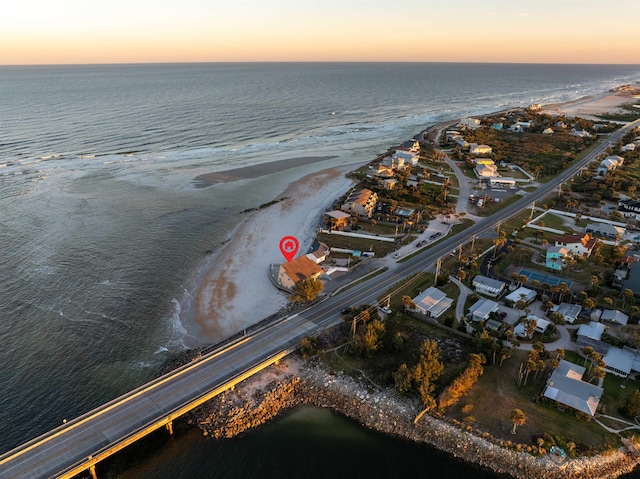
[192, 156, 338, 188]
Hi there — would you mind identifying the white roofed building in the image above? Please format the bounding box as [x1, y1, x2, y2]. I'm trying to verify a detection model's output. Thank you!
[551, 302, 582, 324]
[412, 286, 453, 319]
[467, 298, 500, 322]
[472, 275, 506, 297]
[543, 360, 603, 416]
[504, 287, 536, 307]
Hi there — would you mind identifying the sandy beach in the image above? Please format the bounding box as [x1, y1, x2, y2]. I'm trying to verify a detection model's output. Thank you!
[194, 165, 355, 340]
[541, 85, 640, 119]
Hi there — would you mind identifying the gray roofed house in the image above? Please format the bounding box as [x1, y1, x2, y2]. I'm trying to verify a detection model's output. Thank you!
[576, 321, 608, 354]
[601, 309, 629, 326]
[543, 360, 603, 416]
[468, 298, 500, 322]
[412, 286, 453, 319]
[602, 346, 640, 378]
[585, 222, 625, 240]
[472, 275, 506, 297]
[577, 321, 605, 341]
[551, 302, 582, 324]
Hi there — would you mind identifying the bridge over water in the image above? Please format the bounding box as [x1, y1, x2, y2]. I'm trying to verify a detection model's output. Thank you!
[0, 311, 327, 479]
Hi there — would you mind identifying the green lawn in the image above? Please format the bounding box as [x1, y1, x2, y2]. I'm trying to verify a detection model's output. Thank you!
[445, 349, 619, 452]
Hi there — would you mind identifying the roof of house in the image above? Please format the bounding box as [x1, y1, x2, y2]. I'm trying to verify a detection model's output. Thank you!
[325, 210, 351, 220]
[543, 360, 603, 416]
[527, 314, 551, 332]
[585, 223, 625, 236]
[505, 286, 536, 303]
[308, 241, 329, 261]
[344, 188, 376, 206]
[413, 286, 453, 317]
[468, 298, 499, 320]
[281, 256, 323, 284]
[553, 302, 582, 322]
[601, 309, 629, 326]
[577, 321, 605, 341]
[472, 275, 506, 292]
[547, 246, 569, 256]
[554, 233, 596, 249]
[602, 347, 640, 376]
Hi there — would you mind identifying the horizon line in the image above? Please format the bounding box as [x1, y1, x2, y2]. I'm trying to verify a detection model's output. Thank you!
[2, 60, 640, 68]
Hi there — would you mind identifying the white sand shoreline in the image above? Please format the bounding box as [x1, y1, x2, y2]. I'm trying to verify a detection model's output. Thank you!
[193, 165, 356, 341]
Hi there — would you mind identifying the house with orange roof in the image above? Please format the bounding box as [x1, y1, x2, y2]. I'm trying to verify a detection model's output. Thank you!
[276, 256, 324, 290]
[553, 233, 596, 258]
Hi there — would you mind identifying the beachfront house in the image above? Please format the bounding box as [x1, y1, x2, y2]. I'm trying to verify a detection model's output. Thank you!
[276, 255, 324, 290]
[306, 241, 330, 264]
[395, 148, 420, 165]
[381, 154, 406, 171]
[585, 222, 625, 241]
[543, 360, 603, 416]
[372, 164, 395, 178]
[460, 118, 481, 129]
[400, 139, 420, 153]
[553, 233, 596, 258]
[341, 189, 377, 218]
[378, 178, 398, 190]
[504, 286, 536, 307]
[324, 210, 351, 231]
[411, 286, 453, 319]
[472, 275, 506, 297]
[545, 246, 569, 271]
[467, 298, 500, 323]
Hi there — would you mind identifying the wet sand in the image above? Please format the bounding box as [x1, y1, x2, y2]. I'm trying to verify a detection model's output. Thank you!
[192, 156, 339, 188]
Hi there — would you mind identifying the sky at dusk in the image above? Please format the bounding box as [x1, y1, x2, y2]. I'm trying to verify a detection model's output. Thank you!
[1, 0, 638, 65]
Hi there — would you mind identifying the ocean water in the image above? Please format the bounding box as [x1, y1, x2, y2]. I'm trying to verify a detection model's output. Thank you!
[1, 62, 640, 476]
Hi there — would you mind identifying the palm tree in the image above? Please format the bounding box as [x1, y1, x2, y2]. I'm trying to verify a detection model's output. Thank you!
[457, 269, 467, 282]
[558, 282, 569, 303]
[401, 295, 416, 313]
[511, 409, 526, 434]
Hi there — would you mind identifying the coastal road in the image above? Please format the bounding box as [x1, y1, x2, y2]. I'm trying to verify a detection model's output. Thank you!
[1, 119, 637, 479]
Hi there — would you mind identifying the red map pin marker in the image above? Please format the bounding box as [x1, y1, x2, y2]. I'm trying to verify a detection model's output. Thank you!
[279, 236, 299, 262]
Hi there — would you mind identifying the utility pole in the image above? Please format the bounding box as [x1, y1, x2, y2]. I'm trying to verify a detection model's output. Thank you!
[530, 201, 536, 220]
[434, 258, 442, 285]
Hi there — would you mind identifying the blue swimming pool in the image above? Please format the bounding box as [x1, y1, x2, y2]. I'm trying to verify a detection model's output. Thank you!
[518, 269, 572, 288]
